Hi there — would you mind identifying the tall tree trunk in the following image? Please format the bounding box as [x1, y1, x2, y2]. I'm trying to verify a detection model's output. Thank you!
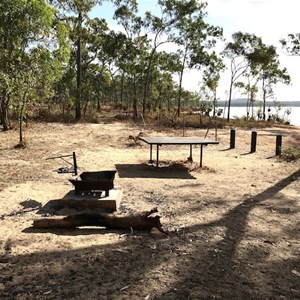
[226, 79, 234, 122]
[97, 83, 101, 112]
[83, 90, 89, 116]
[0, 97, 10, 131]
[133, 75, 138, 118]
[109, 68, 118, 107]
[262, 77, 266, 120]
[75, 12, 82, 121]
[177, 47, 188, 118]
[142, 49, 156, 115]
[19, 91, 28, 145]
[120, 72, 124, 108]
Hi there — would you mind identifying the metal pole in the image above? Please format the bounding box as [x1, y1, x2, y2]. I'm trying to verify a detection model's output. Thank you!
[250, 131, 257, 153]
[275, 135, 282, 156]
[200, 145, 203, 168]
[230, 129, 236, 149]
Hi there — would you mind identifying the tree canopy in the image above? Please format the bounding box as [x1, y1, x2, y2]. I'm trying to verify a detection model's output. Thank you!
[0, 0, 293, 132]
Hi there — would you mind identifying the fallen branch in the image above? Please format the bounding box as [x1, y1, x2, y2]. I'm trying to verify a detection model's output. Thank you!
[33, 207, 168, 234]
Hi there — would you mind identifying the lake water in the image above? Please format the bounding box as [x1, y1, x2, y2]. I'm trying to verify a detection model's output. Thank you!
[227, 106, 300, 126]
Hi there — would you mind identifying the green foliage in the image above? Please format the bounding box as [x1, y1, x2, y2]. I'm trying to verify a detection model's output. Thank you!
[281, 147, 300, 162]
[280, 33, 300, 56]
[0, 0, 58, 132]
[223, 31, 291, 122]
[0, 0, 294, 131]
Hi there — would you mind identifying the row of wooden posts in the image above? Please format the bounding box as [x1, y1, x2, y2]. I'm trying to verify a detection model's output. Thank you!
[229, 129, 282, 156]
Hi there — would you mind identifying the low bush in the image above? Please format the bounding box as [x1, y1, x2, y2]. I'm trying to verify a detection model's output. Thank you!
[281, 147, 300, 161]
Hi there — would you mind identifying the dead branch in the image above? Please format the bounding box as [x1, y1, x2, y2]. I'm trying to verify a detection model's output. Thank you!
[33, 207, 168, 234]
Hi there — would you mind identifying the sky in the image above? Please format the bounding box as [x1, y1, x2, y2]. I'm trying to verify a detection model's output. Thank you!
[91, 0, 300, 102]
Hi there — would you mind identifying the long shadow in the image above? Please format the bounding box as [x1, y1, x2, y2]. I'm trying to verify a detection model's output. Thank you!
[220, 147, 232, 151]
[23, 227, 133, 236]
[158, 168, 300, 299]
[1, 232, 169, 299]
[240, 150, 256, 155]
[3, 170, 299, 299]
[115, 163, 196, 179]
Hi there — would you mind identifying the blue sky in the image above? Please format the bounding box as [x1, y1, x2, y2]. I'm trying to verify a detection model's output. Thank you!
[91, 0, 300, 102]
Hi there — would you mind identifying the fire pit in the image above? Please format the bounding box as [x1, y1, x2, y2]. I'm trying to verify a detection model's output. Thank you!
[69, 170, 117, 197]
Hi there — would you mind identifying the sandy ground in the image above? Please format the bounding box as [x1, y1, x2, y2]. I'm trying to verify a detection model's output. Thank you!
[0, 119, 300, 300]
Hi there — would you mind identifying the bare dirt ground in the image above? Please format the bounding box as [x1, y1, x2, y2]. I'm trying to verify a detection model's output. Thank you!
[0, 119, 300, 300]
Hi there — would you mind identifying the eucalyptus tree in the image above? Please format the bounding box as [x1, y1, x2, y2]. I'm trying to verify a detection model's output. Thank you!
[234, 77, 258, 119]
[51, 0, 102, 120]
[222, 32, 263, 121]
[0, 0, 57, 131]
[280, 33, 300, 56]
[202, 56, 225, 117]
[248, 44, 291, 120]
[141, 0, 189, 114]
[161, 0, 222, 117]
[113, 1, 148, 116]
[100, 30, 132, 108]
[13, 47, 64, 144]
[153, 72, 174, 112]
[82, 16, 111, 110]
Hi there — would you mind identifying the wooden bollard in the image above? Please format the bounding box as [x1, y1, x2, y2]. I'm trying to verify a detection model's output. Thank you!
[250, 131, 257, 153]
[275, 135, 282, 156]
[230, 129, 236, 149]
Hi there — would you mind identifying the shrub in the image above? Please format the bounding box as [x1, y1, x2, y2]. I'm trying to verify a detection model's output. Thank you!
[281, 147, 300, 161]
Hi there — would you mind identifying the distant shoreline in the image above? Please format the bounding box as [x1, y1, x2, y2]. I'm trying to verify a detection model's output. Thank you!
[217, 99, 300, 107]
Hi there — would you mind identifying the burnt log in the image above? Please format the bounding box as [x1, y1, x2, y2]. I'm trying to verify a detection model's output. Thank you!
[33, 207, 167, 234]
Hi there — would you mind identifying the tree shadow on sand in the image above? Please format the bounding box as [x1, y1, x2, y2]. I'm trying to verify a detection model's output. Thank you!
[2, 170, 300, 299]
[158, 168, 300, 299]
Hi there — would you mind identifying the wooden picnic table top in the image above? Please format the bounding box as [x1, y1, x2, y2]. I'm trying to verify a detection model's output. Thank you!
[138, 136, 219, 145]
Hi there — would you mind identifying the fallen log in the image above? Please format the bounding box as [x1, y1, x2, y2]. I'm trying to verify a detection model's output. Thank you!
[33, 207, 167, 234]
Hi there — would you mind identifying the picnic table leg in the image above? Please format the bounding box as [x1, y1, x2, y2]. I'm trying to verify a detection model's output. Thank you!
[156, 144, 159, 167]
[188, 144, 193, 161]
[200, 144, 203, 168]
[149, 144, 153, 163]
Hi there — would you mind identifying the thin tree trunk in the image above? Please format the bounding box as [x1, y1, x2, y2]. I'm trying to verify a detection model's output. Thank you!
[262, 77, 266, 120]
[177, 47, 188, 118]
[75, 12, 82, 121]
[0, 97, 10, 131]
[133, 75, 138, 118]
[227, 79, 233, 122]
[109, 68, 118, 107]
[142, 50, 155, 115]
[19, 90, 28, 145]
[120, 72, 124, 108]
[97, 83, 101, 112]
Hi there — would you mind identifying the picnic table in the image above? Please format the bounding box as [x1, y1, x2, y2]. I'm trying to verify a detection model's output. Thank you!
[138, 136, 219, 167]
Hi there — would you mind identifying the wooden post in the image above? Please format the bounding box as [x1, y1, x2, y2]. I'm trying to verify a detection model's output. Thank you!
[230, 129, 236, 149]
[250, 131, 257, 153]
[275, 135, 282, 156]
